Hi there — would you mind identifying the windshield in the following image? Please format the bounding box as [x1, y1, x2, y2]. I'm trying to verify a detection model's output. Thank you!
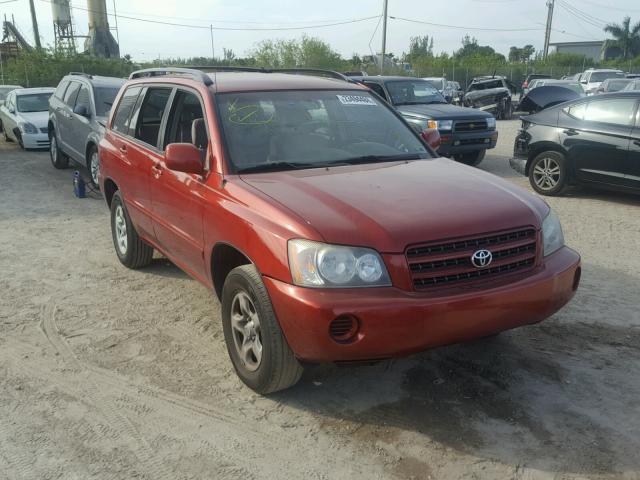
[605, 79, 631, 91]
[386, 80, 446, 106]
[423, 78, 445, 90]
[94, 86, 122, 116]
[217, 90, 430, 173]
[542, 82, 584, 94]
[16, 93, 52, 112]
[590, 71, 624, 82]
[468, 79, 504, 91]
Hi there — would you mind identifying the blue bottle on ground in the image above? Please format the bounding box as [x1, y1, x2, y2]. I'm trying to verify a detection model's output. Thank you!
[73, 171, 86, 198]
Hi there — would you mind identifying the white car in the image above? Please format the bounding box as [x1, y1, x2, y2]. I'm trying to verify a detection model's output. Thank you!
[579, 69, 625, 95]
[0, 85, 22, 108]
[0, 87, 55, 149]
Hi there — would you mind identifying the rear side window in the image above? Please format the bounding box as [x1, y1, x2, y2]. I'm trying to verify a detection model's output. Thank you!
[112, 86, 141, 134]
[134, 88, 172, 147]
[583, 98, 636, 126]
[55, 80, 69, 99]
[63, 81, 81, 107]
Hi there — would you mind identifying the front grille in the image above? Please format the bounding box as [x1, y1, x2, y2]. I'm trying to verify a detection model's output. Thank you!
[407, 228, 537, 291]
[40, 127, 48, 134]
[454, 120, 488, 132]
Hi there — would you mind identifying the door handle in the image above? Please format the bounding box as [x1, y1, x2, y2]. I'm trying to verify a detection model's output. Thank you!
[151, 164, 163, 177]
[563, 129, 579, 136]
[634, 140, 640, 147]
[119, 146, 127, 154]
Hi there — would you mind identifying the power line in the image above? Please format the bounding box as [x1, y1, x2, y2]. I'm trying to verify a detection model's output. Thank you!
[577, 0, 640, 13]
[389, 15, 541, 31]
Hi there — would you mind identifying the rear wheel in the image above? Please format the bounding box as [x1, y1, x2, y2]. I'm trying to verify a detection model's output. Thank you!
[222, 265, 303, 394]
[87, 145, 100, 188]
[110, 191, 153, 268]
[49, 131, 69, 169]
[455, 149, 486, 167]
[528, 151, 568, 196]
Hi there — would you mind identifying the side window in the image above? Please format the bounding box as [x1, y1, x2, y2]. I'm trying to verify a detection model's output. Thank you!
[55, 80, 69, 99]
[63, 81, 81, 107]
[134, 88, 172, 148]
[565, 102, 587, 120]
[112, 86, 141, 134]
[163, 90, 206, 149]
[583, 99, 636, 126]
[364, 82, 388, 101]
[126, 87, 147, 136]
[75, 85, 91, 110]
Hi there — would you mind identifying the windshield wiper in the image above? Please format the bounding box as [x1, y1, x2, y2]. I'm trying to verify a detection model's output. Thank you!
[237, 162, 317, 174]
[325, 154, 424, 166]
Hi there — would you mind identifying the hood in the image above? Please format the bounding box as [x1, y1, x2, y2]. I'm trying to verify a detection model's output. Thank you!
[396, 103, 491, 120]
[240, 158, 548, 253]
[17, 111, 48, 128]
[519, 86, 580, 113]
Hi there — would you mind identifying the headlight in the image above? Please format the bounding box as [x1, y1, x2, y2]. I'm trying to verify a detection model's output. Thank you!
[18, 122, 38, 134]
[542, 209, 564, 256]
[288, 239, 391, 288]
[427, 119, 453, 130]
[486, 117, 496, 130]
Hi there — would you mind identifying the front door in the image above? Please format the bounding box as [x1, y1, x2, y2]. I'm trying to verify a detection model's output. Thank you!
[150, 87, 208, 281]
[627, 108, 640, 188]
[68, 83, 93, 158]
[561, 97, 635, 187]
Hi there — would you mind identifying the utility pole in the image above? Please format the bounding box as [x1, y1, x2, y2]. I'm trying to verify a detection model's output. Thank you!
[543, 0, 554, 59]
[210, 25, 215, 61]
[380, 0, 388, 74]
[28, 0, 41, 49]
[112, 0, 120, 46]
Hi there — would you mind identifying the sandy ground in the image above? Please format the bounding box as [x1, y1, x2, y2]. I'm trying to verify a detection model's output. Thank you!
[1, 121, 639, 480]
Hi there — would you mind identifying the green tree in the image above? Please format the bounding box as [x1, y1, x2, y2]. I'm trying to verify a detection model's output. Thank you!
[405, 35, 434, 63]
[604, 16, 640, 60]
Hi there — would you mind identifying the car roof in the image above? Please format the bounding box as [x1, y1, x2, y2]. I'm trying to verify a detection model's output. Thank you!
[348, 75, 425, 83]
[13, 87, 56, 95]
[0, 85, 22, 89]
[64, 74, 125, 87]
[584, 69, 623, 73]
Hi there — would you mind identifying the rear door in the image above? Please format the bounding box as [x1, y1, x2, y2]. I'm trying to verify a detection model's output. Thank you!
[560, 97, 635, 187]
[150, 87, 208, 280]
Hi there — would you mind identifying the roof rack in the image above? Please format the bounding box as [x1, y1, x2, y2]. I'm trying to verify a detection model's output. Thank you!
[129, 67, 214, 86]
[69, 72, 93, 79]
[128, 66, 353, 85]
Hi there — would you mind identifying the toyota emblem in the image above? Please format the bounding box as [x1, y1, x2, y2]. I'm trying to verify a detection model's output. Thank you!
[471, 249, 493, 268]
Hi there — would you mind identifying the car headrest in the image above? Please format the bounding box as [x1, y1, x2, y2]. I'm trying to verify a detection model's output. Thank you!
[191, 118, 207, 150]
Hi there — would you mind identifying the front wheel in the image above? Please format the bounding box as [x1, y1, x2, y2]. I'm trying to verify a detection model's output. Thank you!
[110, 191, 153, 268]
[222, 265, 303, 394]
[49, 131, 69, 169]
[455, 149, 486, 167]
[528, 151, 568, 196]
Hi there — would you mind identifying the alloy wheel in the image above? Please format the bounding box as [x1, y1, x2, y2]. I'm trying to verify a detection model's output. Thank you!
[90, 151, 99, 185]
[230, 291, 263, 372]
[50, 136, 57, 163]
[114, 205, 128, 255]
[532, 156, 561, 191]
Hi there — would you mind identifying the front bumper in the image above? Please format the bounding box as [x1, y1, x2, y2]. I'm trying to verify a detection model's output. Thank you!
[21, 132, 50, 149]
[265, 247, 580, 363]
[438, 130, 498, 155]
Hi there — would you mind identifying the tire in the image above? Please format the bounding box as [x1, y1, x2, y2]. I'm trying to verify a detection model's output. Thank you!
[455, 149, 486, 167]
[87, 144, 100, 188]
[222, 265, 303, 394]
[3, 126, 12, 142]
[0, 119, 3, 133]
[49, 130, 69, 169]
[110, 191, 154, 269]
[16, 131, 24, 150]
[528, 151, 568, 196]
[500, 99, 513, 120]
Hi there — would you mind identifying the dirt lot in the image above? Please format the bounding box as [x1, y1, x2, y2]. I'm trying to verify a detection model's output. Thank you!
[1, 121, 639, 480]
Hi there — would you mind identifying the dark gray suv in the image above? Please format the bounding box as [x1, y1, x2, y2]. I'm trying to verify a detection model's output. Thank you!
[48, 73, 124, 186]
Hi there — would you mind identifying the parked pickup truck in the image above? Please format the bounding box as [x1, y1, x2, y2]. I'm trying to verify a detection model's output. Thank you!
[100, 67, 581, 394]
[353, 75, 498, 166]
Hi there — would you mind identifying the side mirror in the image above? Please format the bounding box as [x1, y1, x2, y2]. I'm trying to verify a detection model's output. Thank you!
[165, 143, 204, 175]
[580, 80, 587, 84]
[421, 128, 441, 151]
[8, 107, 15, 114]
[73, 104, 90, 117]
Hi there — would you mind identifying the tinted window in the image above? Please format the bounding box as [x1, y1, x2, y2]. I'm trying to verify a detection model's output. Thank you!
[112, 86, 141, 134]
[582, 99, 636, 126]
[94, 87, 121, 117]
[134, 88, 172, 147]
[364, 82, 387, 100]
[54, 80, 69, 99]
[163, 90, 205, 148]
[75, 85, 91, 109]
[16, 93, 52, 112]
[590, 71, 624, 82]
[565, 102, 587, 119]
[63, 81, 81, 107]
[217, 90, 429, 172]
[386, 80, 446, 105]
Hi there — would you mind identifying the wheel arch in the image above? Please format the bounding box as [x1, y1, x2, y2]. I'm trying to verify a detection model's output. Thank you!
[210, 242, 255, 300]
[103, 177, 119, 207]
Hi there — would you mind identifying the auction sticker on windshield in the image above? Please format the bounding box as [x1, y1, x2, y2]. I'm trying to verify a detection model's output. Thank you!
[336, 94, 377, 106]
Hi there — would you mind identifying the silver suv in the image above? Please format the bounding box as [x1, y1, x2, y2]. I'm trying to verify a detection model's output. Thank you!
[48, 73, 124, 186]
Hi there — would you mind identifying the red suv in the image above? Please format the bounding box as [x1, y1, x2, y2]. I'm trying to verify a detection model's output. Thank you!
[100, 67, 581, 394]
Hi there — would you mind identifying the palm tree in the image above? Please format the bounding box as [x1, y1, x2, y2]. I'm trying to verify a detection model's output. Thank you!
[604, 16, 640, 60]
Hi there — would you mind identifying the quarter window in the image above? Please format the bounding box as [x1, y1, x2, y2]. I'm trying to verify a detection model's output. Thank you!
[583, 98, 636, 126]
[112, 86, 141, 134]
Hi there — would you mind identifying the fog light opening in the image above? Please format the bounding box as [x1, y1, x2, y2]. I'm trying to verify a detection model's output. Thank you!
[329, 315, 360, 344]
[572, 266, 581, 291]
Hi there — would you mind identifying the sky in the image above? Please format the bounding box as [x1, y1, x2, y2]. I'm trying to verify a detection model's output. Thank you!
[1, 0, 639, 62]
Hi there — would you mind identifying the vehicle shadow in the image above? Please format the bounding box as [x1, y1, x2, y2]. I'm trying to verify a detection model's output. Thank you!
[144, 257, 191, 280]
[274, 263, 640, 476]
